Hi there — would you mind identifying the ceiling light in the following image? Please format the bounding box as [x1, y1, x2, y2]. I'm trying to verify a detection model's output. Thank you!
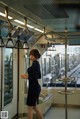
[14, 19, 44, 33]
[27, 24, 34, 29]
[14, 19, 34, 28]
[0, 12, 13, 19]
[7, 16, 12, 19]
[0, 12, 5, 17]
[34, 28, 44, 33]
[14, 19, 25, 25]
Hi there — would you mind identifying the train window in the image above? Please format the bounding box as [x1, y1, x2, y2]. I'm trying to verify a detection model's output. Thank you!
[25, 55, 30, 70]
[42, 45, 80, 88]
[24, 50, 30, 93]
[4, 48, 13, 106]
[42, 58, 46, 76]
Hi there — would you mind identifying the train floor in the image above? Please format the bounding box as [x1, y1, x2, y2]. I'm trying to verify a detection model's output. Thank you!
[18, 107, 80, 119]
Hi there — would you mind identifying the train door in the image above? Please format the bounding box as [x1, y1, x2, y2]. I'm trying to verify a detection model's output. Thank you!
[2, 48, 17, 119]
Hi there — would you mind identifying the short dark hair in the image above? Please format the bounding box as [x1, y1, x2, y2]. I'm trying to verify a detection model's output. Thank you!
[30, 49, 41, 59]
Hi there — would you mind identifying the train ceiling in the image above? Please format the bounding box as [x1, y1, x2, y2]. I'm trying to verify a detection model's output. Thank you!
[0, 0, 80, 45]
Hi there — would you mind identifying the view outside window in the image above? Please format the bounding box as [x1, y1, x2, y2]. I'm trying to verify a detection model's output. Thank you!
[4, 48, 13, 106]
[42, 45, 80, 87]
[42, 58, 46, 76]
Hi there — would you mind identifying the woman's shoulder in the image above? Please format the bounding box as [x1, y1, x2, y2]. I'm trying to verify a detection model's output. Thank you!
[33, 60, 39, 64]
[33, 60, 40, 67]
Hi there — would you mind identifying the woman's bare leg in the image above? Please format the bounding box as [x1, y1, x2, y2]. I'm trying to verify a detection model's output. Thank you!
[27, 106, 33, 119]
[33, 106, 44, 119]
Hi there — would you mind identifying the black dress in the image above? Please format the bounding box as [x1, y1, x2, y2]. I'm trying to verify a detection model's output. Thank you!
[26, 60, 41, 106]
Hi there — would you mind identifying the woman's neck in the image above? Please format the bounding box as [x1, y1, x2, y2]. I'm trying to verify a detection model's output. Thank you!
[33, 59, 37, 61]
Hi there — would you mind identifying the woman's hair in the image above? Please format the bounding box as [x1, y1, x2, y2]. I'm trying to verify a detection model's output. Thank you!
[30, 49, 41, 59]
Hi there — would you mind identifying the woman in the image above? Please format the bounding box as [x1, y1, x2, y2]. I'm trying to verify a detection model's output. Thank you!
[21, 49, 43, 119]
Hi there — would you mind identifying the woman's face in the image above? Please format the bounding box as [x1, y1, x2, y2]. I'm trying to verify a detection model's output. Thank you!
[30, 55, 36, 61]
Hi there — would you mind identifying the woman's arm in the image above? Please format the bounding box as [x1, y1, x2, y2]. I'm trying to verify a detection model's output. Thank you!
[21, 74, 28, 79]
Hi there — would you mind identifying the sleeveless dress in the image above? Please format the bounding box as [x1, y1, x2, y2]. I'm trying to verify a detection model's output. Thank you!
[26, 60, 41, 106]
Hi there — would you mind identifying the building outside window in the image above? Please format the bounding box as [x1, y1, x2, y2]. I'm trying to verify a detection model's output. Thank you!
[42, 45, 80, 87]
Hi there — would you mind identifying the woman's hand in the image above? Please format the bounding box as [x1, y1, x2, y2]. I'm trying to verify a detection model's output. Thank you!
[21, 74, 28, 79]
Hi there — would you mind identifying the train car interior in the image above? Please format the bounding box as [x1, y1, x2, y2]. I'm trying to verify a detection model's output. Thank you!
[0, 0, 80, 119]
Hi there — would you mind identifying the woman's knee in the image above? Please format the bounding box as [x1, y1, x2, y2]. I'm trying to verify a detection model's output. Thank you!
[33, 106, 36, 110]
[28, 106, 33, 110]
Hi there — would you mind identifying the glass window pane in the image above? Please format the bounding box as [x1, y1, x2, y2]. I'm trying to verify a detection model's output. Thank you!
[4, 48, 13, 106]
[24, 51, 30, 94]
[42, 45, 80, 88]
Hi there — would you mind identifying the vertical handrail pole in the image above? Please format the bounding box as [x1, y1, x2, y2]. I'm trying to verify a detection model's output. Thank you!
[65, 35, 68, 119]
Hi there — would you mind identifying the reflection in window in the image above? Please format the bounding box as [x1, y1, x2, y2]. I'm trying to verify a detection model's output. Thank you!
[4, 48, 13, 106]
[42, 45, 80, 88]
